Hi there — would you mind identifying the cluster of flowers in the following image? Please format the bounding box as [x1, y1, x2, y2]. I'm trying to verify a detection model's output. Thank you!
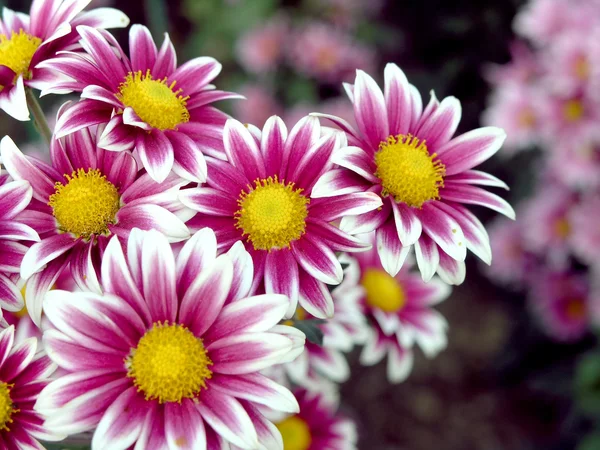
[233, 0, 378, 128]
[482, 0, 600, 342]
[0, 0, 511, 448]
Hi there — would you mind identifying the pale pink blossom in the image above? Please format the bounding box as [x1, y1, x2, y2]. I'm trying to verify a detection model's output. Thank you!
[236, 16, 287, 74]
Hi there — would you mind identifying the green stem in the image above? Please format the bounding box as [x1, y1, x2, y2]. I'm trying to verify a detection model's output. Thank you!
[25, 87, 52, 146]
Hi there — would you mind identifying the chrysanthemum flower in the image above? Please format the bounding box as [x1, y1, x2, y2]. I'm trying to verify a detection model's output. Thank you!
[360, 326, 414, 384]
[235, 16, 287, 74]
[313, 64, 514, 282]
[0, 0, 128, 120]
[528, 270, 590, 342]
[273, 388, 358, 450]
[40, 24, 240, 183]
[36, 228, 303, 450]
[181, 116, 383, 318]
[568, 194, 600, 267]
[0, 126, 191, 326]
[344, 234, 450, 376]
[547, 139, 600, 190]
[282, 264, 369, 385]
[0, 169, 38, 313]
[0, 325, 62, 448]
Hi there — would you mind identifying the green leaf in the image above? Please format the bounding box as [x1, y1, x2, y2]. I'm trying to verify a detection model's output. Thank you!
[291, 319, 326, 346]
[578, 433, 600, 450]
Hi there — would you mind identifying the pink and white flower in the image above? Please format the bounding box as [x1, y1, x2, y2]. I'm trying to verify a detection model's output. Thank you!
[528, 269, 590, 342]
[233, 84, 282, 128]
[0, 325, 61, 448]
[313, 64, 514, 282]
[568, 194, 600, 268]
[348, 233, 450, 361]
[546, 139, 600, 190]
[235, 16, 287, 74]
[0, 0, 128, 121]
[282, 263, 369, 385]
[181, 116, 383, 318]
[288, 22, 375, 84]
[36, 228, 304, 450]
[272, 388, 358, 450]
[40, 24, 241, 183]
[0, 168, 38, 313]
[0, 125, 191, 326]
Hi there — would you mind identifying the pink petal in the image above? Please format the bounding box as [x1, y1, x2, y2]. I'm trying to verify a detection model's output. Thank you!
[309, 192, 382, 222]
[353, 70, 389, 150]
[176, 228, 217, 298]
[0, 221, 39, 241]
[339, 200, 391, 235]
[264, 250, 298, 306]
[298, 269, 334, 318]
[391, 201, 422, 247]
[445, 169, 509, 190]
[437, 251, 466, 285]
[195, 388, 259, 449]
[166, 130, 208, 183]
[165, 401, 206, 450]
[204, 294, 289, 344]
[290, 131, 342, 192]
[129, 25, 157, 72]
[260, 116, 287, 176]
[376, 220, 410, 276]
[170, 57, 221, 93]
[1, 337, 37, 382]
[205, 156, 249, 198]
[223, 119, 266, 182]
[136, 130, 175, 183]
[54, 99, 112, 138]
[384, 63, 412, 136]
[153, 33, 177, 79]
[179, 254, 233, 336]
[20, 234, 77, 280]
[414, 234, 440, 282]
[331, 145, 378, 183]
[0, 326, 14, 368]
[307, 220, 370, 253]
[76, 26, 127, 89]
[311, 168, 374, 198]
[97, 114, 136, 152]
[0, 274, 23, 311]
[292, 235, 343, 285]
[0, 179, 33, 219]
[225, 241, 253, 304]
[414, 95, 461, 150]
[416, 202, 466, 262]
[437, 127, 506, 176]
[440, 185, 516, 219]
[282, 116, 320, 180]
[208, 333, 293, 374]
[115, 204, 190, 242]
[179, 187, 237, 216]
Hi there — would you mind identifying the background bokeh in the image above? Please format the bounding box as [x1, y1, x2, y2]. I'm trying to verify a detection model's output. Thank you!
[3, 0, 600, 449]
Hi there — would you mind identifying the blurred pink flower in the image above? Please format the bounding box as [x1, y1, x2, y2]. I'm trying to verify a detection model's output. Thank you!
[546, 139, 600, 190]
[235, 16, 287, 74]
[232, 84, 282, 127]
[482, 85, 541, 154]
[528, 270, 590, 342]
[321, 0, 384, 28]
[513, 0, 598, 45]
[485, 217, 531, 289]
[288, 22, 375, 83]
[568, 194, 600, 267]
[520, 185, 574, 264]
[484, 41, 539, 86]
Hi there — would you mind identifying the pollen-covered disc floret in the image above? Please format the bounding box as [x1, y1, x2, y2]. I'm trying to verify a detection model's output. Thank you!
[235, 176, 310, 250]
[0, 382, 16, 432]
[0, 30, 41, 80]
[118, 69, 190, 130]
[276, 415, 312, 450]
[374, 134, 446, 208]
[48, 169, 120, 238]
[127, 321, 213, 403]
[362, 268, 406, 313]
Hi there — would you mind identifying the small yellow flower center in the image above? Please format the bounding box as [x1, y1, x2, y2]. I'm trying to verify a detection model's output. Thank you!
[0, 382, 17, 431]
[554, 217, 570, 239]
[0, 30, 41, 80]
[517, 108, 536, 129]
[48, 169, 120, 239]
[574, 56, 589, 80]
[362, 268, 406, 313]
[127, 322, 213, 404]
[118, 69, 190, 130]
[374, 135, 446, 208]
[235, 176, 309, 250]
[276, 416, 312, 450]
[563, 99, 584, 122]
[565, 298, 586, 320]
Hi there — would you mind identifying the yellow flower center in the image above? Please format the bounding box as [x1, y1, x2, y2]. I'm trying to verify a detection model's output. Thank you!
[235, 176, 309, 250]
[574, 56, 589, 80]
[563, 99, 584, 122]
[0, 382, 17, 431]
[374, 135, 446, 208]
[127, 322, 212, 403]
[362, 268, 406, 313]
[276, 416, 312, 450]
[118, 69, 190, 130]
[565, 298, 586, 320]
[48, 169, 120, 239]
[0, 30, 41, 80]
[517, 109, 536, 129]
[554, 217, 570, 239]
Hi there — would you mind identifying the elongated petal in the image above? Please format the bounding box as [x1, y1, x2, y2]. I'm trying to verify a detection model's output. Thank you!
[0, 179, 33, 219]
[129, 25, 157, 72]
[339, 201, 391, 235]
[223, 119, 266, 182]
[292, 236, 343, 285]
[20, 234, 77, 280]
[440, 185, 516, 219]
[309, 193, 382, 221]
[414, 234, 439, 282]
[164, 401, 206, 450]
[282, 116, 320, 180]
[331, 145, 377, 183]
[437, 127, 506, 176]
[136, 131, 174, 183]
[298, 269, 334, 318]
[179, 187, 237, 216]
[260, 116, 287, 176]
[354, 70, 389, 149]
[384, 63, 412, 135]
[264, 250, 298, 306]
[376, 220, 410, 276]
[167, 131, 208, 183]
[417, 203, 466, 262]
[225, 241, 253, 303]
[391, 201, 422, 247]
[170, 57, 221, 93]
[414, 96, 461, 150]
[0, 221, 39, 241]
[115, 204, 190, 242]
[55, 99, 112, 138]
[0, 274, 23, 311]
[445, 170, 509, 190]
[175, 228, 217, 298]
[311, 168, 374, 198]
[179, 255, 233, 336]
